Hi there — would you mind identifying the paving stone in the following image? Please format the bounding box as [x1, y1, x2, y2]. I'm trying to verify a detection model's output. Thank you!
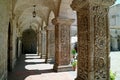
[8, 54, 76, 80]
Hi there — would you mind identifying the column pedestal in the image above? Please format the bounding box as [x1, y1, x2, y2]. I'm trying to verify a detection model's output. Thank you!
[53, 65, 73, 72]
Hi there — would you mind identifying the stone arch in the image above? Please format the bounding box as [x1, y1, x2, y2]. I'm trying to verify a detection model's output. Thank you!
[22, 29, 37, 54]
[48, 11, 55, 26]
[45, 11, 55, 63]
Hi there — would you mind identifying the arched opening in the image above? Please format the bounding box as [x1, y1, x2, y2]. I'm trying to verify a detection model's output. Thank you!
[22, 29, 37, 54]
[45, 11, 55, 63]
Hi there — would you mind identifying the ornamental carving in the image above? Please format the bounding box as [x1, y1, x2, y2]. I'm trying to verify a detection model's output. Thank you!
[60, 24, 70, 65]
[71, 0, 87, 11]
[51, 18, 59, 25]
[77, 12, 89, 80]
[73, 1, 111, 79]
[54, 19, 72, 67]
[91, 5, 109, 16]
[71, 0, 116, 11]
[90, 0, 116, 6]
[92, 5, 108, 80]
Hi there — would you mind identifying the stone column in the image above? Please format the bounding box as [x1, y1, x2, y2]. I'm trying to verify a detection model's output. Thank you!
[111, 37, 118, 51]
[18, 37, 22, 57]
[36, 31, 39, 55]
[41, 30, 46, 59]
[71, 0, 116, 80]
[45, 29, 49, 63]
[45, 27, 55, 63]
[52, 18, 74, 72]
[38, 31, 42, 56]
[48, 30, 55, 63]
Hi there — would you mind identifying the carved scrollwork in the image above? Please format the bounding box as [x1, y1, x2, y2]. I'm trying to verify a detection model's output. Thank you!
[92, 5, 108, 80]
[90, 0, 116, 6]
[51, 18, 59, 25]
[70, 0, 112, 79]
[95, 57, 105, 70]
[91, 5, 109, 16]
[70, 0, 88, 11]
[60, 24, 70, 65]
[71, 0, 116, 12]
[77, 12, 89, 80]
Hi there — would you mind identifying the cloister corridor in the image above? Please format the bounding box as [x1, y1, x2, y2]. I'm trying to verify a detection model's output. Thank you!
[8, 54, 76, 80]
[0, 0, 119, 80]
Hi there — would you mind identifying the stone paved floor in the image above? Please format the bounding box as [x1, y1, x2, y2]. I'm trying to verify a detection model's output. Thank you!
[110, 51, 120, 80]
[8, 54, 77, 80]
[8, 52, 120, 80]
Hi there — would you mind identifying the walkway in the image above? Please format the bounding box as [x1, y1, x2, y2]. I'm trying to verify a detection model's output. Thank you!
[8, 52, 120, 80]
[8, 54, 76, 80]
[110, 52, 120, 80]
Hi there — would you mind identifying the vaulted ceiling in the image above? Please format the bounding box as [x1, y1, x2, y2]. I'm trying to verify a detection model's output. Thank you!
[13, 0, 77, 34]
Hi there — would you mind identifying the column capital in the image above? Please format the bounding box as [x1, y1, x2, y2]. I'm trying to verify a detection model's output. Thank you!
[52, 18, 75, 26]
[41, 30, 46, 34]
[46, 26, 55, 31]
[71, 0, 116, 11]
[43, 26, 47, 31]
[18, 36, 22, 41]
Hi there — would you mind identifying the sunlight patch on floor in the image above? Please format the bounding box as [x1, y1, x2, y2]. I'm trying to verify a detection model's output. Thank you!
[25, 56, 40, 59]
[25, 54, 40, 59]
[25, 63, 53, 70]
[25, 59, 45, 63]
[110, 52, 120, 80]
[25, 72, 75, 80]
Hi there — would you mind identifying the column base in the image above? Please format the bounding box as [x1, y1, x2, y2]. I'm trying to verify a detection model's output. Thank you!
[45, 58, 55, 63]
[53, 64, 73, 72]
[113, 49, 119, 51]
[40, 54, 46, 59]
[75, 77, 86, 80]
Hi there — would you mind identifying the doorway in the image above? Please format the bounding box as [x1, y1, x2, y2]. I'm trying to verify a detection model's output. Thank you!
[22, 29, 37, 54]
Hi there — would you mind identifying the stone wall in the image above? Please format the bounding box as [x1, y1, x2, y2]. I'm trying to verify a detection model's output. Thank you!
[11, 20, 17, 69]
[0, 0, 9, 80]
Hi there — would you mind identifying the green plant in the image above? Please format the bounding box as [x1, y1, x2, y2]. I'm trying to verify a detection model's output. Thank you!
[71, 60, 77, 67]
[71, 60, 77, 71]
[72, 49, 76, 55]
[110, 71, 116, 80]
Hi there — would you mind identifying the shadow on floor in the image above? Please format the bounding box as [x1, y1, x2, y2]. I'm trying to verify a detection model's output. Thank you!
[8, 54, 76, 80]
[8, 54, 54, 80]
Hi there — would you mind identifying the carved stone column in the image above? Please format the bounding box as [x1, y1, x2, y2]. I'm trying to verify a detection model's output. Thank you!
[71, 0, 116, 80]
[45, 27, 55, 63]
[52, 18, 74, 72]
[41, 30, 46, 59]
